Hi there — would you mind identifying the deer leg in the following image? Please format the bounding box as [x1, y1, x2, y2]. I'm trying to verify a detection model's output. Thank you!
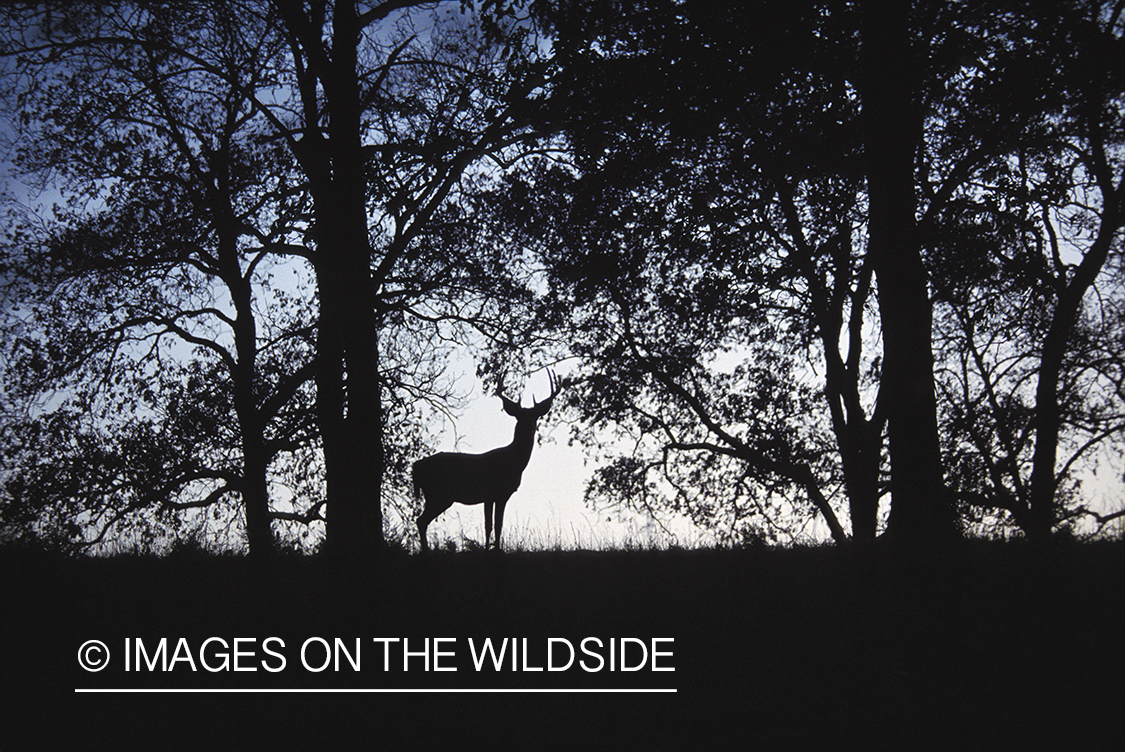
[417, 498, 447, 553]
[484, 499, 494, 548]
[494, 498, 508, 551]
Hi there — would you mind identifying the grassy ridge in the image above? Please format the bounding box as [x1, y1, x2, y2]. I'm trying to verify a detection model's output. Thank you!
[3, 541, 1122, 748]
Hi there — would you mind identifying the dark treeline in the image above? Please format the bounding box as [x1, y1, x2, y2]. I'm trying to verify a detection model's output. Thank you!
[1, 0, 1122, 558]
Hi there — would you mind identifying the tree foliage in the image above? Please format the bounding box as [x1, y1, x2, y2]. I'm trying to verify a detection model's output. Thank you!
[1, 1, 553, 555]
[1, 0, 1121, 555]
[929, 0, 1125, 538]
[490, 0, 1125, 544]
[1, 0, 320, 553]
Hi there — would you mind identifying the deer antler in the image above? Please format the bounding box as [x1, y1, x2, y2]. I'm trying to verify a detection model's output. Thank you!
[531, 368, 563, 410]
[548, 367, 561, 400]
[496, 370, 520, 409]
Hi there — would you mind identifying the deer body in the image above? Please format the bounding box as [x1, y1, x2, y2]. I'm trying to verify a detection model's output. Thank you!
[414, 371, 559, 551]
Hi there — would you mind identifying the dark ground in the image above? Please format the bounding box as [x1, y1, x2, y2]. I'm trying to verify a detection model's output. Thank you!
[2, 540, 1122, 750]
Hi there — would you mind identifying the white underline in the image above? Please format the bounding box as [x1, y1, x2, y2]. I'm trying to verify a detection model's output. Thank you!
[75, 688, 676, 694]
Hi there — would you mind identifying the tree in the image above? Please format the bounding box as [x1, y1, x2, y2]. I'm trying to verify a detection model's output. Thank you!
[929, 0, 1125, 539]
[511, 0, 1120, 545]
[1020, 1, 1125, 539]
[270, 0, 551, 559]
[857, 0, 958, 541]
[487, 0, 881, 545]
[1, 0, 319, 554]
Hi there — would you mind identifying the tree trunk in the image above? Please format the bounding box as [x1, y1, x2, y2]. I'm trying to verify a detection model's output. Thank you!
[859, 0, 958, 544]
[222, 192, 276, 557]
[844, 426, 881, 543]
[241, 442, 275, 557]
[1027, 210, 1119, 541]
[317, 1, 384, 562]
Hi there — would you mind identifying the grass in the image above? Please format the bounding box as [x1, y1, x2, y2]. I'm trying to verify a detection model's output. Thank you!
[3, 539, 1122, 749]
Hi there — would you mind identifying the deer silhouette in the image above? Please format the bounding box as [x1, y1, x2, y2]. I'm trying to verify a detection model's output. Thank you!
[413, 370, 561, 551]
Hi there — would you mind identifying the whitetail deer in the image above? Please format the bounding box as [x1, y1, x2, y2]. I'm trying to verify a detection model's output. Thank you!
[413, 369, 562, 551]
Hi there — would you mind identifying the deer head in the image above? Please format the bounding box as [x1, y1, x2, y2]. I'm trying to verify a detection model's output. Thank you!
[497, 368, 560, 424]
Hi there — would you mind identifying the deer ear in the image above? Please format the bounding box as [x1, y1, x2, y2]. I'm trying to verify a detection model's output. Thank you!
[532, 395, 554, 417]
[500, 396, 521, 415]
